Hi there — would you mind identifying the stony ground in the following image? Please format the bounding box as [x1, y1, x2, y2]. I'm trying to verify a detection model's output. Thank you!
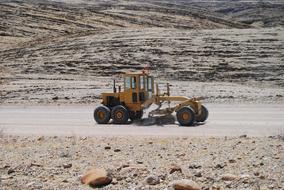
[0, 135, 283, 189]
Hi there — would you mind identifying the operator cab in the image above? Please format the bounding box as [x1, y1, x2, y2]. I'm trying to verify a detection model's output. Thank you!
[123, 72, 154, 103]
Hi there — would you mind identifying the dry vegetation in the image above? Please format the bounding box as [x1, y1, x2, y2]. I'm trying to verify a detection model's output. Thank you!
[0, 128, 4, 139]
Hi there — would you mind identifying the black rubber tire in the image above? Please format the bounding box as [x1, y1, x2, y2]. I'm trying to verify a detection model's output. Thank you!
[176, 106, 195, 126]
[195, 105, 209, 122]
[94, 106, 111, 124]
[111, 105, 129, 124]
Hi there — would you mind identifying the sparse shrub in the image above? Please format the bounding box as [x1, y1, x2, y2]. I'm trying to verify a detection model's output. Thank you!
[277, 130, 284, 141]
[0, 128, 4, 138]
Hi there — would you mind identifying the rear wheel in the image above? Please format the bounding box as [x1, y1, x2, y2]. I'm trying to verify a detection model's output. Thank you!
[176, 106, 195, 126]
[111, 105, 129, 124]
[94, 106, 111, 124]
[195, 105, 209, 122]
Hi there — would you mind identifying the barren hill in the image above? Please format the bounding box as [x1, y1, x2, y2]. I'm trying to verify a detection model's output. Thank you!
[157, 0, 284, 27]
[0, 0, 283, 104]
[0, 0, 249, 40]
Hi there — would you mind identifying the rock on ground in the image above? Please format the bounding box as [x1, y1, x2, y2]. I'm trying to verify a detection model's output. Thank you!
[171, 179, 201, 190]
[81, 168, 112, 187]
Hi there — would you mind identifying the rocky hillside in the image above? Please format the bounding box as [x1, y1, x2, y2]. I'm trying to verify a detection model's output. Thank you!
[1, 27, 283, 84]
[2, 0, 283, 43]
[0, 0, 251, 44]
[0, 0, 283, 104]
[159, 0, 284, 27]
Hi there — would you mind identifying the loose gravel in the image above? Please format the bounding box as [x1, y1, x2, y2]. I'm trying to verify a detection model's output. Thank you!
[0, 135, 283, 189]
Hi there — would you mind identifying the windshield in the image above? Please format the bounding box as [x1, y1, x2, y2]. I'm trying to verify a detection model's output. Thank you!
[132, 76, 136, 89]
[140, 76, 145, 90]
[147, 76, 152, 92]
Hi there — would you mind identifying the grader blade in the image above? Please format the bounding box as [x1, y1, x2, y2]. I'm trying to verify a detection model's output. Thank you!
[135, 115, 176, 126]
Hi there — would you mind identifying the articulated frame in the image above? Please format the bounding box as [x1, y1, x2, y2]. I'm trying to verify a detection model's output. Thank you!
[142, 83, 202, 117]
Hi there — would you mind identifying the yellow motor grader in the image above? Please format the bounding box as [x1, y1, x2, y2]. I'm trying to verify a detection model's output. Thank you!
[94, 71, 208, 126]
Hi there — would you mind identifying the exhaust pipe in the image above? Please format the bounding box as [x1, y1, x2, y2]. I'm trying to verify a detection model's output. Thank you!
[113, 79, 116, 93]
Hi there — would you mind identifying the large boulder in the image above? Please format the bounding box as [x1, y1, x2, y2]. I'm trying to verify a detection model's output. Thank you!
[81, 168, 112, 187]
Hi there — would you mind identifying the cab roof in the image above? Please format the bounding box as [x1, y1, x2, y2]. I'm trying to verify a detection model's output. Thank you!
[124, 71, 150, 76]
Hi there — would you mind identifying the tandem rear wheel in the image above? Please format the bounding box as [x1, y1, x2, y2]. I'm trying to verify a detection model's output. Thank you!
[111, 105, 129, 124]
[94, 105, 111, 124]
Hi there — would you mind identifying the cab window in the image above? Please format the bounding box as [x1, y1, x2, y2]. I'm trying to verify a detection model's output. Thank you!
[125, 76, 131, 90]
[140, 76, 145, 90]
[131, 76, 136, 89]
[147, 77, 152, 92]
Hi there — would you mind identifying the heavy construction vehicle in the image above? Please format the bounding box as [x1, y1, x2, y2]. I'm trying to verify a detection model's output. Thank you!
[94, 70, 208, 126]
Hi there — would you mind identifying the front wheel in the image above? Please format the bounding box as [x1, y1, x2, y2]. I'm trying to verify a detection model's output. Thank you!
[176, 106, 195, 126]
[94, 106, 111, 124]
[195, 105, 209, 122]
[111, 105, 129, 124]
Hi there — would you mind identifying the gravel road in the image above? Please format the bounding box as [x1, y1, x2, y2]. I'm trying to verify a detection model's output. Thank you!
[0, 104, 283, 137]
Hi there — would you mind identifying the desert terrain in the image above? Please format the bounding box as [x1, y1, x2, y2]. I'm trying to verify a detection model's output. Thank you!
[0, 0, 284, 105]
[1, 136, 283, 190]
[0, 0, 284, 189]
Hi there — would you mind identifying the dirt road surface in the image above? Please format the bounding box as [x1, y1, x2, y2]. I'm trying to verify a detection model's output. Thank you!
[0, 104, 283, 137]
